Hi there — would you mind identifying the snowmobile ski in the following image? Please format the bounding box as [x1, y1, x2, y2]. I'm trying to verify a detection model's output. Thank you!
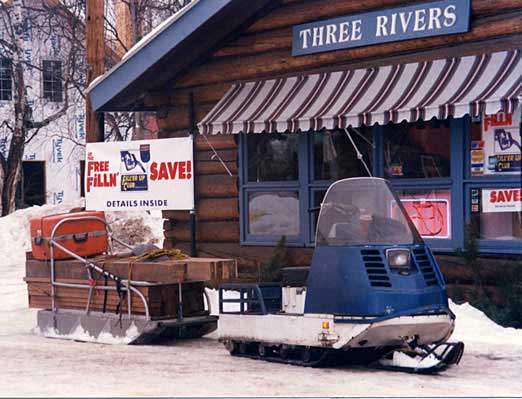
[375, 341, 465, 374]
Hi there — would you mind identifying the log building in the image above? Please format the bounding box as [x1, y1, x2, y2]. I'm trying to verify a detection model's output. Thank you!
[88, 0, 522, 299]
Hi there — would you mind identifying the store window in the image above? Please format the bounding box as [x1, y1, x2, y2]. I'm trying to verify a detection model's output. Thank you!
[247, 192, 300, 236]
[470, 187, 522, 241]
[469, 111, 521, 177]
[240, 128, 373, 245]
[314, 129, 373, 180]
[465, 106, 521, 253]
[247, 134, 298, 182]
[384, 120, 451, 179]
[395, 189, 452, 240]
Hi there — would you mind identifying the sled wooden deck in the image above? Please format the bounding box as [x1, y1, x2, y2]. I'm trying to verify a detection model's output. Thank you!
[25, 253, 237, 318]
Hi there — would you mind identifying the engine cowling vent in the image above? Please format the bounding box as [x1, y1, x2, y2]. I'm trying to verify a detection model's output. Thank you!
[361, 249, 392, 288]
[413, 248, 439, 287]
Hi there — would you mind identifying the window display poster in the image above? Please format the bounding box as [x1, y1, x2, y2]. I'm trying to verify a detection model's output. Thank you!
[482, 188, 522, 213]
[391, 192, 451, 239]
[475, 106, 521, 175]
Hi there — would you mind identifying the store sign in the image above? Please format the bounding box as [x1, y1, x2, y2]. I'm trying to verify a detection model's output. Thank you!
[85, 137, 194, 211]
[292, 0, 471, 56]
[482, 189, 522, 213]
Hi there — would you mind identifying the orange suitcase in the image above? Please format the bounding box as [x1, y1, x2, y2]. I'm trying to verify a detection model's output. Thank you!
[30, 211, 108, 260]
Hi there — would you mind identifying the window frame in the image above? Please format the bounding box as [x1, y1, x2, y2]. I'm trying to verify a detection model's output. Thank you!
[462, 115, 522, 254]
[239, 133, 304, 246]
[41, 60, 63, 103]
[239, 130, 379, 247]
[0, 57, 13, 102]
[238, 114, 521, 254]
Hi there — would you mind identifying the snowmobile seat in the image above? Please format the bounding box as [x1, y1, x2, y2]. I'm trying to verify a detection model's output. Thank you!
[282, 266, 310, 287]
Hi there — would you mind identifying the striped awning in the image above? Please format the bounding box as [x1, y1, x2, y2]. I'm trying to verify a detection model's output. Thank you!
[198, 50, 521, 134]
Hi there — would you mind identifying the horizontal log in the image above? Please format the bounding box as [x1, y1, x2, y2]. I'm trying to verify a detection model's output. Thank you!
[196, 160, 238, 176]
[177, 14, 522, 88]
[163, 198, 239, 222]
[248, 0, 522, 33]
[165, 221, 240, 242]
[436, 255, 521, 285]
[156, 103, 215, 131]
[170, 83, 232, 106]
[446, 284, 505, 306]
[195, 134, 237, 151]
[196, 149, 237, 163]
[197, 175, 238, 198]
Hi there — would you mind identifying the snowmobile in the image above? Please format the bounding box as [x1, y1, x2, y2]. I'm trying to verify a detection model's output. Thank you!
[218, 177, 464, 373]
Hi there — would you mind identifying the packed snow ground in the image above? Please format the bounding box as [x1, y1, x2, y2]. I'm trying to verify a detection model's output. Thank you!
[1, 204, 522, 397]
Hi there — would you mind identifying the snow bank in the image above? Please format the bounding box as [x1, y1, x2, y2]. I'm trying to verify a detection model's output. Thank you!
[0, 203, 165, 268]
[450, 300, 522, 346]
[0, 200, 84, 267]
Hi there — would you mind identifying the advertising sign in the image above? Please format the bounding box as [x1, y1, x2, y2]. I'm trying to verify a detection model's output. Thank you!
[482, 188, 522, 213]
[85, 137, 194, 211]
[293, 0, 470, 56]
[392, 193, 451, 239]
[478, 107, 522, 176]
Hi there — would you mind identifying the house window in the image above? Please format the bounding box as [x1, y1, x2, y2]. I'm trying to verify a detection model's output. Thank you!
[42, 60, 63, 102]
[16, 161, 46, 208]
[0, 58, 12, 101]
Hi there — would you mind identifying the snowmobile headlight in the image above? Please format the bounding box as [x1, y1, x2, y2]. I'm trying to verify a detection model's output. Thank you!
[386, 249, 411, 272]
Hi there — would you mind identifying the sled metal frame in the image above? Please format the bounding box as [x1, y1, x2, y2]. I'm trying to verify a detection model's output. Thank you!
[46, 216, 188, 321]
[219, 283, 282, 315]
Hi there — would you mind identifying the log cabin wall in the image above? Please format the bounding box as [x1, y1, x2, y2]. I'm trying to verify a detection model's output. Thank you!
[155, 0, 522, 277]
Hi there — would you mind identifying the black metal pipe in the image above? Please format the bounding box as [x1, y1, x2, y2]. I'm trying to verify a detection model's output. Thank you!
[188, 92, 198, 257]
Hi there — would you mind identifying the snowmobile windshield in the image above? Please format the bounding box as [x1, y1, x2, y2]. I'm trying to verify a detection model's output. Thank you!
[316, 178, 422, 247]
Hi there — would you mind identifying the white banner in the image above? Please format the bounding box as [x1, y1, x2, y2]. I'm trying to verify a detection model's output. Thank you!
[85, 137, 194, 211]
[482, 188, 522, 213]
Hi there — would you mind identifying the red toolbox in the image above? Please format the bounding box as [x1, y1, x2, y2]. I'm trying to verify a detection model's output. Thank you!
[30, 211, 108, 260]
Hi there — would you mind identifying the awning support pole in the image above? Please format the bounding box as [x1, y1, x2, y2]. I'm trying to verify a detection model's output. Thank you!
[344, 128, 373, 177]
[189, 92, 198, 257]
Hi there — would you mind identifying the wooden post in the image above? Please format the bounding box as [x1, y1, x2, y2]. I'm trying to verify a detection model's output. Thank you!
[86, 0, 105, 143]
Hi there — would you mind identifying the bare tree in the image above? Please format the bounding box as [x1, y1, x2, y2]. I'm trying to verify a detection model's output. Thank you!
[103, 0, 192, 142]
[0, 0, 192, 215]
[0, 0, 89, 215]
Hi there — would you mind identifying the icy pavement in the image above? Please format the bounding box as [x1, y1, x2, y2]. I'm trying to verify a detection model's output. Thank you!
[1, 204, 522, 397]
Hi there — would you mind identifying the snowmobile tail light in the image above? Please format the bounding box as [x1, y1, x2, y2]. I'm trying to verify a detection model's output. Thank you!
[386, 249, 411, 273]
[322, 321, 330, 330]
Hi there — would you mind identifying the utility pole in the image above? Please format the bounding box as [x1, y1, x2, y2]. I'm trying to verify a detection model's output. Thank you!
[86, 0, 105, 143]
